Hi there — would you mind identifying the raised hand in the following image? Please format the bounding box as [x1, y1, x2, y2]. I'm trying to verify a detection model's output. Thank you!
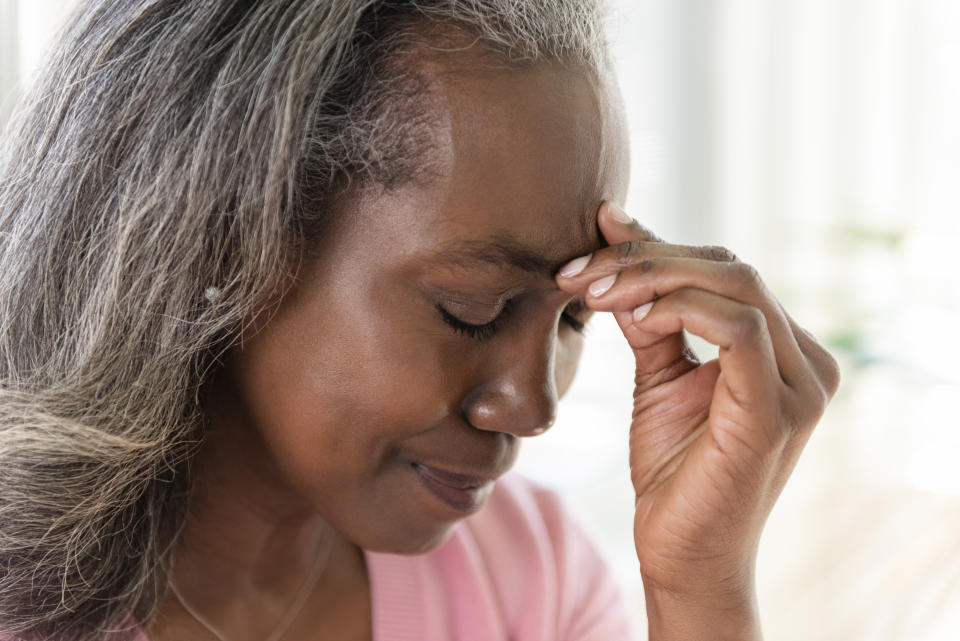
[556, 202, 841, 640]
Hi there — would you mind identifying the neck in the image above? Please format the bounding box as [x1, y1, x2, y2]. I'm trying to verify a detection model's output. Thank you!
[147, 418, 367, 640]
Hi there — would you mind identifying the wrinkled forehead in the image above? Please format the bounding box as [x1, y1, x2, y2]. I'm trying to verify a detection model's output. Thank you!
[405, 46, 629, 267]
[326, 36, 630, 276]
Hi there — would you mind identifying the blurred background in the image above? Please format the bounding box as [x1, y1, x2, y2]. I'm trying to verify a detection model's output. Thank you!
[2, 1, 958, 639]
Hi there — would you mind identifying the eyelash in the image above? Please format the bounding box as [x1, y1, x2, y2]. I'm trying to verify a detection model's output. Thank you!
[436, 299, 587, 342]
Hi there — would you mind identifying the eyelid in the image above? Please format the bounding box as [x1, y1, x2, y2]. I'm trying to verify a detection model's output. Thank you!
[436, 301, 512, 342]
[437, 295, 591, 343]
[439, 299, 505, 326]
[434, 288, 517, 322]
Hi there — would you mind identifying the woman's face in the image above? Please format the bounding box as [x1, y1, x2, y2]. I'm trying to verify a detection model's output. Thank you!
[207, 54, 629, 554]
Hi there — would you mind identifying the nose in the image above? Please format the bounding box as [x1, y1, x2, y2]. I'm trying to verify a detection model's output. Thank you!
[460, 323, 559, 438]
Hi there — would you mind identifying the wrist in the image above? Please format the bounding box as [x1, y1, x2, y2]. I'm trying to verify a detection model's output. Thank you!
[641, 574, 763, 641]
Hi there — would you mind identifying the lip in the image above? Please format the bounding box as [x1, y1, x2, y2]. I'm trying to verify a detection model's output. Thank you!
[411, 463, 496, 513]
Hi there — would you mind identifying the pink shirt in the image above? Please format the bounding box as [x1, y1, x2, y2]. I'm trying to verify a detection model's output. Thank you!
[133, 472, 636, 641]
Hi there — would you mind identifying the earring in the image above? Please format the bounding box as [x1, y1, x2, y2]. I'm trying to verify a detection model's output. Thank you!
[204, 286, 222, 303]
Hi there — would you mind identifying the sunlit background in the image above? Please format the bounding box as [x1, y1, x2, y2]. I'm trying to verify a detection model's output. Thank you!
[2, 1, 959, 639]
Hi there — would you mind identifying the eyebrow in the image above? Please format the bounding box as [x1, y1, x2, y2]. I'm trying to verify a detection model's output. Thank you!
[431, 232, 607, 276]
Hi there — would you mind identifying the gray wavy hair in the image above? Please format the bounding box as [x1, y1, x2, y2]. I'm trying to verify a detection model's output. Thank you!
[0, 1, 607, 639]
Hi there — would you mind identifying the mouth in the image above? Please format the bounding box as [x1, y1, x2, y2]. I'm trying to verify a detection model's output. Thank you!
[410, 462, 496, 513]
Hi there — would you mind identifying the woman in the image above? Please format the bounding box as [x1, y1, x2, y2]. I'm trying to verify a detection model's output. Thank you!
[0, 1, 840, 640]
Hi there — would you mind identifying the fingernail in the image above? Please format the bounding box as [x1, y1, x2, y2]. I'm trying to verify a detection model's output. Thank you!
[609, 203, 634, 225]
[588, 274, 617, 297]
[558, 254, 591, 277]
[632, 301, 654, 322]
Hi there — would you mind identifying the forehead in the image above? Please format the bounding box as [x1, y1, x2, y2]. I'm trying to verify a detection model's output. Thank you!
[425, 57, 626, 264]
[336, 48, 629, 276]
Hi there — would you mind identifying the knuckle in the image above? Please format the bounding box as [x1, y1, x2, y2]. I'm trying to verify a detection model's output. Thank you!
[732, 261, 763, 289]
[614, 239, 642, 266]
[638, 258, 658, 274]
[703, 244, 738, 263]
[735, 305, 768, 339]
[818, 379, 833, 414]
[795, 367, 834, 427]
[807, 378, 831, 420]
[801, 329, 842, 399]
[806, 386, 831, 431]
[821, 350, 842, 398]
[674, 287, 697, 308]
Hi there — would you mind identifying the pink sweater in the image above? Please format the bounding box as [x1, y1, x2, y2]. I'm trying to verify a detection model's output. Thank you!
[129, 472, 636, 641]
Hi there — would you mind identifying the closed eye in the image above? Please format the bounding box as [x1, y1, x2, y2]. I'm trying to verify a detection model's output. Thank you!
[437, 298, 589, 342]
[436, 300, 512, 342]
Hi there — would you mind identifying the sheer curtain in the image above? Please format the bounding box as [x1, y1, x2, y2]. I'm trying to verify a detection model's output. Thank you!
[2, 2, 959, 639]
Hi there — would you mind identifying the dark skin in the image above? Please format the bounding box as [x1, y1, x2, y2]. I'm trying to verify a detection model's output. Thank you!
[146, 45, 840, 641]
[558, 206, 841, 638]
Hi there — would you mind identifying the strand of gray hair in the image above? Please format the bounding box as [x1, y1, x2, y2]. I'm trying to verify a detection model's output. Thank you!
[0, 1, 606, 639]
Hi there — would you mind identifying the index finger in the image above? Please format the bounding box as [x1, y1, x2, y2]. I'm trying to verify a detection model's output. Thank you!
[597, 201, 664, 246]
[555, 202, 740, 285]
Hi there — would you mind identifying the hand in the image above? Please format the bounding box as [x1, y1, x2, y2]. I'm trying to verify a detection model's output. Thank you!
[556, 202, 841, 636]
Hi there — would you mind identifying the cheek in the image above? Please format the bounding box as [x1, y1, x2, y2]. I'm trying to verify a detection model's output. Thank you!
[216, 267, 501, 550]
[229, 286, 461, 483]
[238, 333, 428, 468]
[555, 334, 585, 398]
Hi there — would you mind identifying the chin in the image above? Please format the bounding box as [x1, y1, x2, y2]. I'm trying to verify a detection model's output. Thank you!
[363, 520, 459, 555]
[345, 497, 471, 555]
[340, 463, 498, 554]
